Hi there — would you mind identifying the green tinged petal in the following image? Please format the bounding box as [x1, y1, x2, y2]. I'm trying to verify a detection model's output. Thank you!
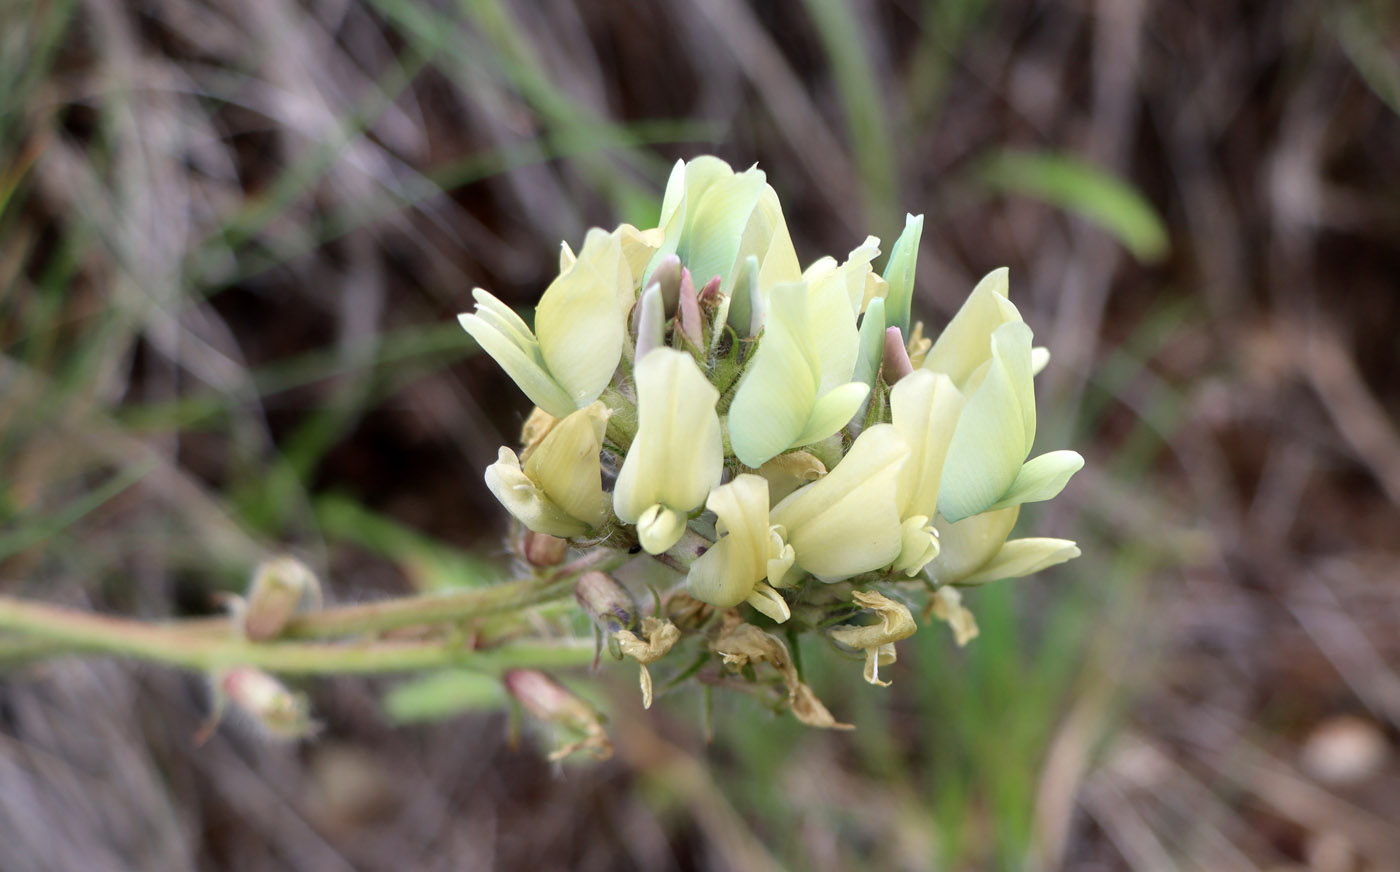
[985, 449, 1084, 513]
[648, 157, 800, 299]
[937, 321, 1035, 522]
[729, 281, 868, 467]
[853, 297, 886, 390]
[795, 383, 869, 445]
[728, 283, 820, 467]
[882, 214, 924, 335]
[771, 424, 909, 581]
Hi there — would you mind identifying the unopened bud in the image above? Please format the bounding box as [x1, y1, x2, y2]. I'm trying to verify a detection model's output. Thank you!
[676, 268, 704, 348]
[503, 669, 611, 760]
[574, 571, 637, 634]
[217, 667, 318, 740]
[664, 591, 713, 632]
[883, 326, 914, 384]
[651, 253, 682, 318]
[524, 531, 569, 567]
[243, 556, 320, 641]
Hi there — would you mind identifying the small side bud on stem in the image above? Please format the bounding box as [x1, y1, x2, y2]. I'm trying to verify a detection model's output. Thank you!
[574, 571, 638, 635]
[243, 556, 321, 641]
[503, 669, 612, 761]
[200, 667, 318, 744]
[524, 531, 569, 567]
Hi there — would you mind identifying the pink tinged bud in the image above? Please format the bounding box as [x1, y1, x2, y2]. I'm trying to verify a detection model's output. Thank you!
[652, 253, 682, 318]
[219, 667, 318, 740]
[698, 274, 721, 304]
[676, 267, 704, 348]
[502, 669, 612, 760]
[523, 531, 569, 567]
[243, 556, 320, 641]
[574, 570, 638, 634]
[883, 326, 914, 384]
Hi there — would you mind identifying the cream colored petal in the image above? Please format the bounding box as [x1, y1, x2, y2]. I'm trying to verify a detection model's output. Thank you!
[805, 251, 864, 392]
[926, 506, 1020, 585]
[745, 582, 791, 623]
[892, 514, 939, 577]
[685, 474, 773, 608]
[1031, 346, 1050, 376]
[937, 321, 1035, 522]
[523, 402, 609, 528]
[613, 348, 723, 528]
[483, 447, 591, 538]
[959, 538, 1081, 586]
[922, 267, 1023, 390]
[687, 536, 751, 607]
[891, 369, 966, 521]
[535, 228, 628, 408]
[748, 186, 802, 294]
[636, 504, 688, 554]
[458, 293, 575, 418]
[771, 424, 909, 581]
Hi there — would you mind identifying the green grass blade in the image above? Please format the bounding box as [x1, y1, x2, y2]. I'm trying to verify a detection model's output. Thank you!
[978, 150, 1170, 263]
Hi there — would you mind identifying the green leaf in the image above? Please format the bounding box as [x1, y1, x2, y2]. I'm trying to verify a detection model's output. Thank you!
[383, 670, 506, 724]
[978, 150, 1169, 263]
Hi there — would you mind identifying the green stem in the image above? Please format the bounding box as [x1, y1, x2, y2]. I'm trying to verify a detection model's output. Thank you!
[0, 549, 633, 675]
[278, 549, 629, 639]
[0, 596, 594, 674]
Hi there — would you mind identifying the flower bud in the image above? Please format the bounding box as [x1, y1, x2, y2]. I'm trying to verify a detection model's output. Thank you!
[503, 669, 612, 761]
[243, 556, 320, 641]
[523, 531, 569, 567]
[217, 667, 318, 740]
[574, 570, 638, 635]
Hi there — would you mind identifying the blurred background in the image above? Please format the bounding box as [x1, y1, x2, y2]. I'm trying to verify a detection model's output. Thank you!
[3, 0, 1399, 869]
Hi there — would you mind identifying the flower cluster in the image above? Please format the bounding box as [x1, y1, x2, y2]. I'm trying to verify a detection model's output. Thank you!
[462, 156, 1082, 729]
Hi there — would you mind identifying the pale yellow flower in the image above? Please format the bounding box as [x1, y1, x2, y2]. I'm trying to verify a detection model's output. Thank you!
[484, 402, 610, 538]
[685, 474, 796, 623]
[770, 423, 909, 581]
[613, 349, 724, 553]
